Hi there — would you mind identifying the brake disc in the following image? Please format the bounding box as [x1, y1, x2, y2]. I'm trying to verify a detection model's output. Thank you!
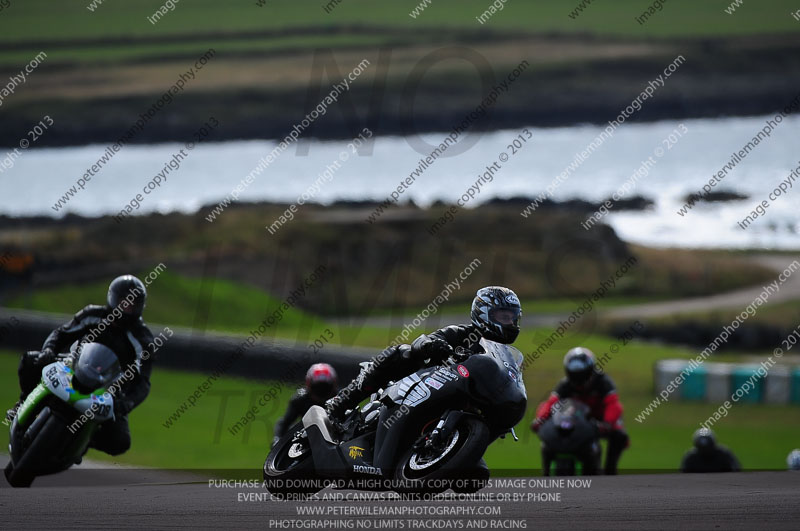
[288, 442, 308, 459]
[409, 430, 460, 471]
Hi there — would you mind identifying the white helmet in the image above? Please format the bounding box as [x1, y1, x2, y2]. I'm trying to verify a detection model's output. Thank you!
[788, 449, 800, 471]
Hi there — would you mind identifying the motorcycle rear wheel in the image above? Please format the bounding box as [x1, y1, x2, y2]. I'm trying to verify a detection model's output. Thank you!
[263, 425, 320, 498]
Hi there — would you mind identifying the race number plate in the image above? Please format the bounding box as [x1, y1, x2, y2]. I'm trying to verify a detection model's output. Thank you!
[41, 362, 73, 401]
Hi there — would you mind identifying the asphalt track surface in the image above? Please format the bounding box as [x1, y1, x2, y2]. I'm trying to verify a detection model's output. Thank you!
[1, 455, 798, 531]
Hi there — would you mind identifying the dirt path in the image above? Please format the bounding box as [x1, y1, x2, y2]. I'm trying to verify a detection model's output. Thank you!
[331, 255, 800, 331]
[604, 255, 800, 320]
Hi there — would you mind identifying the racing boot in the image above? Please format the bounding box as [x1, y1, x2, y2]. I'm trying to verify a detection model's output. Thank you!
[5, 401, 21, 424]
[18, 350, 56, 396]
[604, 429, 630, 475]
[6, 386, 29, 424]
[325, 362, 378, 423]
[9, 350, 59, 424]
[325, 345, 416, 423]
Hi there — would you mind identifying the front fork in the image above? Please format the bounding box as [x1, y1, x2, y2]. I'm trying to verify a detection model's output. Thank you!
[418, 410, 465, 451]
[422, 411, 520, 450]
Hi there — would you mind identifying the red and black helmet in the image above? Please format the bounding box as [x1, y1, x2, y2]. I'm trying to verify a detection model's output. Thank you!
[305, 363, 338, 402]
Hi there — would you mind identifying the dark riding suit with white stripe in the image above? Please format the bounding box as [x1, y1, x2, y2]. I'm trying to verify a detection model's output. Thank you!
[18, 304, 154, 455]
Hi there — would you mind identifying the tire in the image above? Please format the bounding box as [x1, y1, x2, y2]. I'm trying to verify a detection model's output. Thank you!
[452, 458, 489, 493]
[263, 426, 320, 498]
[554, 458, 576, 476]
[6, 414, 67, 488]
[5, 461, 33, 488]
[395, 416, 490, 494]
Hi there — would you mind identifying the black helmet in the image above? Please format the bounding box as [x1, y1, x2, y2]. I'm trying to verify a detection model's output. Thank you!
[305, 363, 338, 403]
[564, 347, 596, 387]
[470, 286, 522, 344]
[693, 428, 716, 453]
[107, 275, 146, 323]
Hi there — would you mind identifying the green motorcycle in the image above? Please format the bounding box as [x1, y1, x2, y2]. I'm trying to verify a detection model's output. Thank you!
[5, 343, 121, 487]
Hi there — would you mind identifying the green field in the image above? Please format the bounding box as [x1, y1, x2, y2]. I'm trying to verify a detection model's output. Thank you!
[6, 270, 328, 337]
[2, 325, 797, 474]
[648, 300, 800, 330]
[1, 0, 798, 66]
[3, 0, 799, 41]
[2, 257, 778, 349]
[5, 271, 675, 338]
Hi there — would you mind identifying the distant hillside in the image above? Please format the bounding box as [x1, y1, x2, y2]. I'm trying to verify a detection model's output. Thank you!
[0, 201, 776, 315]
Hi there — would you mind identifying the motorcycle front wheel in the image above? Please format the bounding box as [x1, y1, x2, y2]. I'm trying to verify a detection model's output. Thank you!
[394, 416, 490, 494]
[6, 412, 67, 488]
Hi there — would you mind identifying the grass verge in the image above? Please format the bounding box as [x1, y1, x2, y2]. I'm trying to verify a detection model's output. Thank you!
[2, 326, 797, 473]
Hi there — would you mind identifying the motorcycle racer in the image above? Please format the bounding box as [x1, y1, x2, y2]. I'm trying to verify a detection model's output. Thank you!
[532, 347, 629, 474]
[680, 428, 741, 473]
[9, 275, 154, 456]
[325, 286, 522, 422]
[272, 363, 338, 448]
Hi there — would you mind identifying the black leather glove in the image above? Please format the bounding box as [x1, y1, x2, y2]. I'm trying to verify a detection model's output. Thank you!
[593, 419, 611, 436]
[424, 338, 454, 358]
[112, 397, 132, 418]
[451, 348, 470, 363]
[34, 349, 56, 365]
[531, 417, 546, 433]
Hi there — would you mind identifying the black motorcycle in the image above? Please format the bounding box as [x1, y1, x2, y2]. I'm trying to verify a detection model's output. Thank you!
[264, 338, 527, 495]
[536, 398, 601, 476]
[5, 343, 121, 487]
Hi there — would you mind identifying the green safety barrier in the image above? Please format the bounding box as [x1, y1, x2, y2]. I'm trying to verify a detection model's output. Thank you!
[680, 364, 707, 400]
[730, 366, 765, 403]
[791, 368, 800, 404]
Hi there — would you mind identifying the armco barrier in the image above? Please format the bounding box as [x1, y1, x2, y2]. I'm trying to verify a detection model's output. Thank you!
[706, 362, 734, 403]
[764, 365, 792, 404]
[655, 358, 800, 405]
[0, 308, 371, 383]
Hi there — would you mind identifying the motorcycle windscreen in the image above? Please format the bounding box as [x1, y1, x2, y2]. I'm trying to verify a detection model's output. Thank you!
[479, 337, 525, 373]
[462, 340, 528, 430]
[73, 343, 121, 393]
[537, 412, 596, 454]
